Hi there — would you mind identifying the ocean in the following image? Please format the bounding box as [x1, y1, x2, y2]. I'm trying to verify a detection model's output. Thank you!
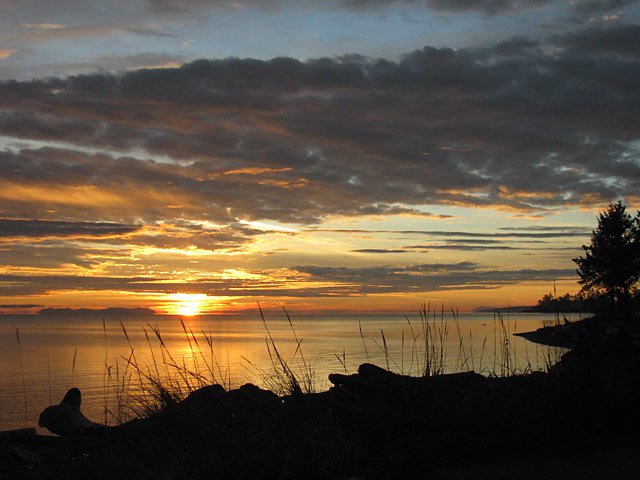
[0, 311, 577, 432]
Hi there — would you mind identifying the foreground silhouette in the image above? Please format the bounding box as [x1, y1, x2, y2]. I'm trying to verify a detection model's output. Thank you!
[39, 388, 104, 436]
[4, 319, 640, 479]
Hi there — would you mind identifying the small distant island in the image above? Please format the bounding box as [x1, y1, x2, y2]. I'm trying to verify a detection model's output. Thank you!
[38, 307, 156, 317]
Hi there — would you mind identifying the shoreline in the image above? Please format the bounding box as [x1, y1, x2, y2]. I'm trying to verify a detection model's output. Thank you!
[3, 318, 640, 479]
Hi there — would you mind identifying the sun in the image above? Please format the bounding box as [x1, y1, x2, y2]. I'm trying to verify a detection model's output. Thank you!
[167, 293, 208, 316]
[176, 302, 201, 316]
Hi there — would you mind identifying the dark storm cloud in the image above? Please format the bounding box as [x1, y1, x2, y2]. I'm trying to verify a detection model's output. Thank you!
[1, 23, 639, 225]
[0, 219, 140, 239]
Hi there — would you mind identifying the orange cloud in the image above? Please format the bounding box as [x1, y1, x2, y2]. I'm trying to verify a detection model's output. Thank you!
[0, 183, 127, 207]
[0, 49, 16, 60]
[257, 178, 309, 188]
[223, 167, 292, 175]
[21, 23, 65, 30]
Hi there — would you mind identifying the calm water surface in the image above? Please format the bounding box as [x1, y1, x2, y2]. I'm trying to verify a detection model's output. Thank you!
[0, 312, 576, 431]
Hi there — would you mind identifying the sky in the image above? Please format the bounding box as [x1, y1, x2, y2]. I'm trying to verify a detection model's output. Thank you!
[0, 0, 639, 315]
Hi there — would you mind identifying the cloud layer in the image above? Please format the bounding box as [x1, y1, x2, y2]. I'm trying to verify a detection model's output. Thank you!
[0, 17, 637, 308]
[1, 23, 639, 229]
[0, 262, 577, 298]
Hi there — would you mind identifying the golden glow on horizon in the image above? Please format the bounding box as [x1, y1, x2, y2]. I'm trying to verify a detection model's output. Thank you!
[0, 197, 591, 314]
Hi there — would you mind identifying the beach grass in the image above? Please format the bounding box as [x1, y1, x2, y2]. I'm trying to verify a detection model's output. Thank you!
[17, 306, 565, 428]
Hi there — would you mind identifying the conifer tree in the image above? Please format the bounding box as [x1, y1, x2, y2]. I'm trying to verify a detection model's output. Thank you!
[573, 202, 640, 311]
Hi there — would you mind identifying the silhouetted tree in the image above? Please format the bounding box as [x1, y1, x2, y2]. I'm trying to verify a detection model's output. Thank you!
[573, 201, 640, 312]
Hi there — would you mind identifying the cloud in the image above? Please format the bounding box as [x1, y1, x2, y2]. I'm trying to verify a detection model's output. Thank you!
[351, 249, 408, 253]
[368, 244, 520, 251]
[146, 0, 555, 15]
[0, 219, 140, 239]
[498, 225, 592, 233]
[0, 304, 44, 308]
[0, 258, 576, 298]
[433, 238, 510, 243]
[291, 263, 576, 294]
[0, 53, 187, 81]
[0, 50, 16, 60]
[571, 0, 633, 15]
[308, 229, 590, 238]
[0, 25, 639, 227]
[407, 244, 520, 250]
[555, 24, 640, 55]
[20, 23, 66, 30]
[0, 274, 159, 296]
[0, 242, 108, 269]
[423, 0, 553, 15]
[14, 22, 178, 41]
[146, 0, 281, 14]
[404, 243, 579, 251]
[0, 219, 272, 274]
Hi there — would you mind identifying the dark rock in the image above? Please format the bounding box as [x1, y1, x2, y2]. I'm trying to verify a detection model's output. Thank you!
[0, 429, 36, 441]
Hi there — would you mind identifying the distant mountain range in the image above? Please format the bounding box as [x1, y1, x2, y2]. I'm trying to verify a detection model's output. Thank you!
[38, 307, 156, 317]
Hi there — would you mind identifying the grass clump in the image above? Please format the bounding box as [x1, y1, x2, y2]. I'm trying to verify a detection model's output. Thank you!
[95, 318, 233, 423]
[242, 305, 317, 396]
[355, 303, 564, 380]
